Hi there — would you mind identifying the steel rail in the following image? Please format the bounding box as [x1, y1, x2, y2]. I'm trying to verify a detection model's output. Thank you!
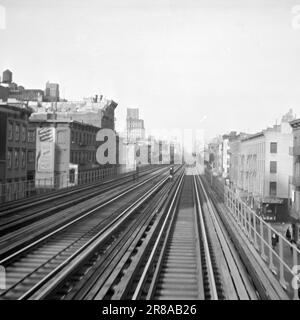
[0, 166, 161, 219]
[195, 170, 256, 299]
[131, 173, 185, 300]
[0, 168, 168, 267]
[19, 176, 170, 300]
[193, 174, 219, 300]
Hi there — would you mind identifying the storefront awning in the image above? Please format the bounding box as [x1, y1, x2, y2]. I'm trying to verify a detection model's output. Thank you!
[262, 197, 284, 204]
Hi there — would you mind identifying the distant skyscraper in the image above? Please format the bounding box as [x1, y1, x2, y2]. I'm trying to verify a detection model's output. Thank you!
[127, 108, 139, 120]
[2, 70, 12, 83]
[45, 82, 60, 102]
[126, 108, 145, 143]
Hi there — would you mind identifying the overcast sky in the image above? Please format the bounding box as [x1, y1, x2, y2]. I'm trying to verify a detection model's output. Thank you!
[1, 0, 300, 140]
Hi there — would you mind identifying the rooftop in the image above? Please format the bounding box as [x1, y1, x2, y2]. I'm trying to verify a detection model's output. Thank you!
[29, 116, 100, 130]
[0, 102, 33, 115]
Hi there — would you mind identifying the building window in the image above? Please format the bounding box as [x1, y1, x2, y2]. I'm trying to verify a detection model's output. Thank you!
[15, 124, 20, 141]
[7, 150, 12, 169]
[21, 125, 26, 142]
[69, 168, 75, 184]
[270, 142, 277, 153]
[14, 150, 19, 168]
[28, 151, 35, 163]
[28, 130, 35, 143]
[270, 161, 277, 173]
[270, 182, 277, 197]
[21, 150, 26, 168]
[8, 122, 13, 140]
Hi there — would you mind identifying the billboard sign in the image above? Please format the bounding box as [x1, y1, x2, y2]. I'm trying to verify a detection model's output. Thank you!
[35, 127, 55, 188]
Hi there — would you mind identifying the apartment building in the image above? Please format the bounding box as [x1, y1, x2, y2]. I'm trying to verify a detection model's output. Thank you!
[0, 103, 32, 202]
[237, 121, 293, 221]
[29, 115, 100, 189]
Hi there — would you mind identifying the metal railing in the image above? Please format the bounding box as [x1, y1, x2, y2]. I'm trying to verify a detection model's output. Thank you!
[204, 169, 300, 299]
[224, 186, 300, 299]
[0, 166, 119, 204]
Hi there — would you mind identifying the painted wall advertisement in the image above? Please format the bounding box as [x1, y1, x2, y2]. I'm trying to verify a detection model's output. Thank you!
[35, 127, 55, 188]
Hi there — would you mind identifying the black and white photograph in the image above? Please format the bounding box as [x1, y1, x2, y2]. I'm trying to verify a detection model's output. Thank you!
[0, 0, 300, 309]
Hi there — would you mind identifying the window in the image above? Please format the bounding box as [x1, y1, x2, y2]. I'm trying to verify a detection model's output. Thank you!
[8, 122, 13, 140]
[69, 168, 75, 184]
[28, 151, 35, 163]
[270, 142, 277, 153]
[15, 124, 20, 141]
[21, 125, 26, 142]
[7, 150, 12, 169]
[28, 130, 35, 143]
[270, 182, 277, 197]
[14, 150, 19, 168]
[21, 150, 26, 168]
[270, 161, 277, 173]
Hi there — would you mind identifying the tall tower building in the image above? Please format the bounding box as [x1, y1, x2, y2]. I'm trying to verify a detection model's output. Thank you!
[45, 82, 60, 102]
[127, 108, 139, 120]
[2, 69, 12, 83]
[126, 108, 145, 143]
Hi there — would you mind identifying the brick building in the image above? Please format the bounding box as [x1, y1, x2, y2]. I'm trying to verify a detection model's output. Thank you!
[29, 115, 101, 189]
[45, 82, 60, 102]
[9, 89, 44, 102]
[0, 85, 9, 102]
[0, 103, 32, 202]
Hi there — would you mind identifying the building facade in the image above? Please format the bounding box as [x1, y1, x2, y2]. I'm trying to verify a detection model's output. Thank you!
[9, 89, 44, 102]
[126, 108, 145, 143]
[0, 85, 9, 102]
[0, 103, 32, 202]
[29, 116, 100, 189]
[45, 82, 60, 102]
[228, 133, 248, 191]
[236, 122, 293, 221]
[30, 97, 117, 131]
[2, 69, 12, 84]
